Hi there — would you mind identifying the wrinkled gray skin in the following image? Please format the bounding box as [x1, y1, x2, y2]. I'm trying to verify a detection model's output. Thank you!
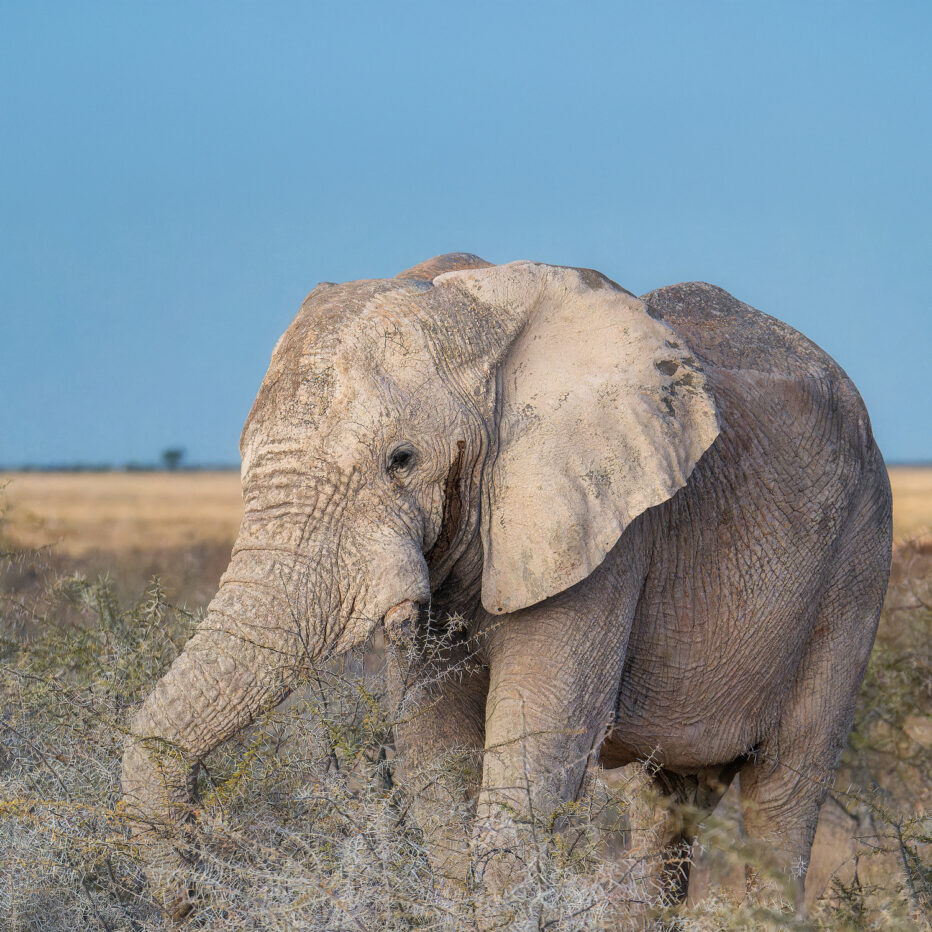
[122, 254, 892, 918]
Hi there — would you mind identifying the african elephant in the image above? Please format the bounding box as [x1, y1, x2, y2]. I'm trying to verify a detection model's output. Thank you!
[122, 253, 892, 917]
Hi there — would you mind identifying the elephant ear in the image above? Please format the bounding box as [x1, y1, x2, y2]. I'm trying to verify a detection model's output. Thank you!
[439, 262, 720, 615]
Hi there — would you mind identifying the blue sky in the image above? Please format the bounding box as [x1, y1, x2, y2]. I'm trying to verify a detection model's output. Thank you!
[1, 1, 930, 465]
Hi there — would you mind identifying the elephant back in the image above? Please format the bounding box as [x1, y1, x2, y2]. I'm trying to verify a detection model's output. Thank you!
[640, 282, 851, 386]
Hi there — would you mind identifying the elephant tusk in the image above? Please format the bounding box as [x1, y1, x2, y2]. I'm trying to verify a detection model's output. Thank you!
[383, 599, 420, 646]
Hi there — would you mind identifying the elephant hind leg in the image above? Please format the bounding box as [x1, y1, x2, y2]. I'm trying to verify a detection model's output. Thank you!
[739, 493, 891, 913]
[643, 764, 740, 907]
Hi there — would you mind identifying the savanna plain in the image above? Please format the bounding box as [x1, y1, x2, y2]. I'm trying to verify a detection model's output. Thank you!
[1, 468, 930, 929]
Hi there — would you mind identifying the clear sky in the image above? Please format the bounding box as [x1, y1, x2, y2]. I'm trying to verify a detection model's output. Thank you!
[1, 1, 930, 466]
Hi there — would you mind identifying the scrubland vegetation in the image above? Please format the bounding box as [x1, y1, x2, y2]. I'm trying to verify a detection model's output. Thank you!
[0, 479, 929, 930]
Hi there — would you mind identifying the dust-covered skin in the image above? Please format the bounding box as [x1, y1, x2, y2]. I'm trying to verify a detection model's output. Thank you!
[122, 254, 891, 918]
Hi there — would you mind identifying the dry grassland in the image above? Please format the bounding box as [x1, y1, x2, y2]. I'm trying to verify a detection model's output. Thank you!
[1, 468, 929, 926]
[888, 466, 932, 539]
[1, 466, 930, 555]
[0, 470, 243, 554]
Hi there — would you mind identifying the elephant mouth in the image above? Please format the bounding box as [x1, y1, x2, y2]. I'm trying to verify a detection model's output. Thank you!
[383, 599, 421, 646]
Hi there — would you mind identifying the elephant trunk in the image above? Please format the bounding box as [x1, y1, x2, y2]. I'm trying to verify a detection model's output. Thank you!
[121, 545, 326, 914]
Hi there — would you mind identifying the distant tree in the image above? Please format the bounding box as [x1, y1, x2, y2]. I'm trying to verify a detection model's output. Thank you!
[161, 448, 185, 471]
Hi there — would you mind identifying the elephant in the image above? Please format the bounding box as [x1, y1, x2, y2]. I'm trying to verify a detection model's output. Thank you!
[122, 253, 892, 918]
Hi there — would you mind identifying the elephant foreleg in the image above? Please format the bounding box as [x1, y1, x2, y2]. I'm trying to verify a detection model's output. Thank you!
[386, 634, 488, 885]
[473, 578, 639, 897]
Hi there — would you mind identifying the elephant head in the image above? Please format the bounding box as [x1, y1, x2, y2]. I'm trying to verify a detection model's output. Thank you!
[121, 253, 719, 914]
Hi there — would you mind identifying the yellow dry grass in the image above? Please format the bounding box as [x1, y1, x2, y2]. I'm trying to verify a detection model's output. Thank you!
[0, 471, 243, 555]
[1, 466, 930, 556]
[888, 466, 932, 540]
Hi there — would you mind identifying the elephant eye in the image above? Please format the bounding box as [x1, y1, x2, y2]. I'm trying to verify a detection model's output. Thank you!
[387, 444, 416, 475]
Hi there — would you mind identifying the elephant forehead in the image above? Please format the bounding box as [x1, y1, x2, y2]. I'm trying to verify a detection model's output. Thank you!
[251, 343, 344, 434]
[250, 281, 433, 430]
[246, 359, 442, 484]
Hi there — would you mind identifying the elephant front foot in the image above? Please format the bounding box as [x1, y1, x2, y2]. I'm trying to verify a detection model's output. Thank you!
[471, 804, 543, 902]
[121, 745, 202, 920]
[744, 861, 806, 918]
[127, 827, 199, 920]
[152, 867, 196, 921]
